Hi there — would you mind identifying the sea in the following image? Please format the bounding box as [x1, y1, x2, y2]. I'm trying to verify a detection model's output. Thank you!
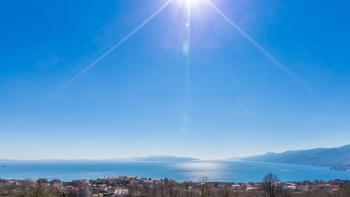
[1, 160, 350, 182]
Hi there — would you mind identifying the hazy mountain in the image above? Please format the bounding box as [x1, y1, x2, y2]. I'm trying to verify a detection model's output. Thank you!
[130, 156, 199, 162]
[243, 145, 350, 170]
[0, 156, 200, 163]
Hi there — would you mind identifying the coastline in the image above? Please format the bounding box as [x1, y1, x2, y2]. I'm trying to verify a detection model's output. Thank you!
[1, 176, 350, 197]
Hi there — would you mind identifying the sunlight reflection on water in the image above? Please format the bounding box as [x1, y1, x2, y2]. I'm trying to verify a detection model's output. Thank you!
[177, 161, 223, 171]
[1, 161, 350, 182]
[175, 161, 227, 181]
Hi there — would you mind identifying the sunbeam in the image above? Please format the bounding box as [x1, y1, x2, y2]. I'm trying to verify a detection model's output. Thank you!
[181, 0, 192, 133]
[57, 0, 173, 90]
[178, 0, 204, 7]
[205, 0, 308, 89]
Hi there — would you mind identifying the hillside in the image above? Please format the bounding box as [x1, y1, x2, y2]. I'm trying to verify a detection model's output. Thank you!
[243, 145, 350, 170]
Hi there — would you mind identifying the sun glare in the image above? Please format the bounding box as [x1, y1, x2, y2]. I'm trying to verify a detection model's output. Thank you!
[178, 0, 204, 7]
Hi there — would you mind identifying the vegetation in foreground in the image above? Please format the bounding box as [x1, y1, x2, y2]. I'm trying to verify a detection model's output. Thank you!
[1, 173, 350, 197]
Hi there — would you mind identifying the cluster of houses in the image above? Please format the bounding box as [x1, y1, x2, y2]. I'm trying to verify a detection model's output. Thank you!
[0, 176, 349, 196]
[234, 181, 341, 192]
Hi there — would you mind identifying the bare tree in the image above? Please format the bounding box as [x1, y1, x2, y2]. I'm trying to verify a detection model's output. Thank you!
[261, 173, 280, 197]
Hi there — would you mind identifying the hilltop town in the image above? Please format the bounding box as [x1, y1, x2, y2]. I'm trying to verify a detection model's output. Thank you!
[1, 174, 350, 197]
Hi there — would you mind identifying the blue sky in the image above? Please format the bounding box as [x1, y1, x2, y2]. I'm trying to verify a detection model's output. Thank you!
[1, 0, 350, 160]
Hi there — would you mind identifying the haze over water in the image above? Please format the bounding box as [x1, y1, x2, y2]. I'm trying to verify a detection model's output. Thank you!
[1, 161, 350, 182]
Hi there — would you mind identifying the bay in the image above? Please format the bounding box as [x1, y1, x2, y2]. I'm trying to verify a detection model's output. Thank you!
[0, 160, 350, 182]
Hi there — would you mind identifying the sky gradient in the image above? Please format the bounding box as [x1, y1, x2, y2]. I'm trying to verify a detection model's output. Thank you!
[1, 0, 350, 160]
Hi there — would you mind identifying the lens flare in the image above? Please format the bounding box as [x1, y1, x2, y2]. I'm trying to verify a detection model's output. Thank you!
[178, 0, 204, 7]
[205, 0, 309, 90]
[57, 0, 173, 90]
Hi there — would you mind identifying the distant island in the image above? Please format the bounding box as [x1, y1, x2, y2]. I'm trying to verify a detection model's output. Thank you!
[130, 156, 199, 162]
[0, 156, 199, 163]
[242, 144, 350, 171]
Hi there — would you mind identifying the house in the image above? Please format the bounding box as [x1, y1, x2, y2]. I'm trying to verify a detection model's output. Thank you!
[114, 187, 129, 196]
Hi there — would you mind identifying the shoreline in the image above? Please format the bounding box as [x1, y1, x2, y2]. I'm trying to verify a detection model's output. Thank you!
[1, 176, 350, 197]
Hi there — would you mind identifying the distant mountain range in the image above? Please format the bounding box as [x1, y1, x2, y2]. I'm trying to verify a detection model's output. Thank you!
[1, 145, 350, 171]
[130, 156, 199, 162]
[0, 156, 199, 163]
[242, 144, 350, 171]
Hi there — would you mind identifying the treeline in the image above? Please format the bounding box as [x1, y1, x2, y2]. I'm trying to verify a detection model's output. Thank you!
[128, 176, 350, 197]
[1, 173, 350, 197]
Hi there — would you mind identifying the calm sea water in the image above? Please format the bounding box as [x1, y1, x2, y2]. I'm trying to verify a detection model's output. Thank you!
[0, 160, 350, 182]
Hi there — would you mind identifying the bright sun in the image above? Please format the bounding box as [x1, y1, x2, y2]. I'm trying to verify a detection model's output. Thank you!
[178, 0, 204, 7]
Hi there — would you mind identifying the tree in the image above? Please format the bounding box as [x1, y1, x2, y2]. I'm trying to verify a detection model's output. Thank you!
[261, 172, 280, 197]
